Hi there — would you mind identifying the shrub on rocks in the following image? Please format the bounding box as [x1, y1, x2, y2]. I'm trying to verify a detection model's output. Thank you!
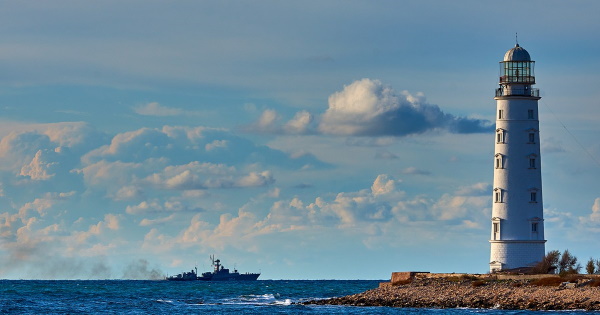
[586, 257, 596, 275]
[531, 250, 560, 274]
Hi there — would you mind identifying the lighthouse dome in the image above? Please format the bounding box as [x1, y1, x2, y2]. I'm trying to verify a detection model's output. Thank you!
[503, 44, 531, 61]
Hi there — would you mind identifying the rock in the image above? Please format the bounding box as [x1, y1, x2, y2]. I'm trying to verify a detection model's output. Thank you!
[303, 276, 600, 311]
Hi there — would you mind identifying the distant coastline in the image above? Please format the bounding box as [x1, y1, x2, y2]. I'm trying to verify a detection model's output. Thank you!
[305, 273, 600, 311]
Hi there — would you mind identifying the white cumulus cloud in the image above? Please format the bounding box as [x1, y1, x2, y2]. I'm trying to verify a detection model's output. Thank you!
[318, 78, 492, 136]
[20, 150, 58, 180]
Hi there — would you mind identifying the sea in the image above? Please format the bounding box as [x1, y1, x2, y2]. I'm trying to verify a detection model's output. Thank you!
[0, 279, 598, 314]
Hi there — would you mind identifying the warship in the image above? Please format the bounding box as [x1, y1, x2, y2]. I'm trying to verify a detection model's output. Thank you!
[166, 255, 260, 281]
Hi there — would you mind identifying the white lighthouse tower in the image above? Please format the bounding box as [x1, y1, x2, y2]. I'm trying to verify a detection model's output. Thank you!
[489, 43, 545, 272]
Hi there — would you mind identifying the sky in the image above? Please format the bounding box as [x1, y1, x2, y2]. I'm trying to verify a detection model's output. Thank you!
[1, 0, 600, 280]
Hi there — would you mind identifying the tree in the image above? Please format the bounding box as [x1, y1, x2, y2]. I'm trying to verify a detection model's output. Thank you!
[596, 259, 600, 274]
[531, 250, 560, 274]
[558, 249, 579, 275]
[586, 257, 596, 275]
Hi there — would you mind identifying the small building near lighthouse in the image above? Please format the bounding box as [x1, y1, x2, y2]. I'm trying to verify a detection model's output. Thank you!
[489, 43, 545, 272]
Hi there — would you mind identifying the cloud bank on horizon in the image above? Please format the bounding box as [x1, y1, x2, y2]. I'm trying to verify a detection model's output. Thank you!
[0, 78, 497, 279]
[1, 1, 599, 280]
[0, 78, 597, 279]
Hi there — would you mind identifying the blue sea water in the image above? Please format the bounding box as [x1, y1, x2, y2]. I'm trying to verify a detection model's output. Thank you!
[0, 280, 598, 314]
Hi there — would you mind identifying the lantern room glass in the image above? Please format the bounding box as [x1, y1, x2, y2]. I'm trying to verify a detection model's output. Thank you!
[499, 61, 535, 84]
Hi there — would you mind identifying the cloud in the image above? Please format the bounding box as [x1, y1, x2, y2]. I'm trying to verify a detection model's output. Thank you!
[431, 193, 488, 221]
[371, 174, 398, 196]
[246, 109, 315, 135]
[0, 123, 107, 186]
[135, 173, 493, 264]
[114, 185, 144, 201]
[143, 162, 274, 190]
[139, 214, 175, 226]
[168, 210, 262, 252]
[580, 198, 600, 229]
[256, 109, 279, 132]
[72, 214, 121, 244]
[104, 214, 120, 230]
[401, 167, 431, 175]
[0, 131, 54, 170]
[455, 182, 491, 196]
[0, 211, 122, 279]
[592, 198, 600, 221]
[41, 122, 107, 149]
[19, 150, 58, 180]
[284, 110, 314, 134]
[82, 126, 327, 170]
[133, 102, 184, 117]
[319, 78, 492, 136]
[237, 171, 275, 187]
[375, 150, 399, 159]
[245, 79, 491, 138]
[18, 191, 76, 218]
[205, 140, 228, 151]
[346, 137, 396, 147]
[79, 160, 150, 197]
[126, 199, 188, 215]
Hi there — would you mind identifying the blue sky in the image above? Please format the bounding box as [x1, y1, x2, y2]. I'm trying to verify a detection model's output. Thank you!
[1, 0, 600, 279]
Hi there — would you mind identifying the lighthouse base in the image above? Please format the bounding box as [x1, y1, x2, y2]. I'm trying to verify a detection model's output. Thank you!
[489, 240, 545, 272]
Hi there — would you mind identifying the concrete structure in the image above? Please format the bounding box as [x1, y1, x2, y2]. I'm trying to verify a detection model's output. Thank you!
[489, 43, 545, 272]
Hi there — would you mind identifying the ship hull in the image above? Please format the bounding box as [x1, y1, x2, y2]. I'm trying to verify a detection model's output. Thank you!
[199, 273, 260, 281]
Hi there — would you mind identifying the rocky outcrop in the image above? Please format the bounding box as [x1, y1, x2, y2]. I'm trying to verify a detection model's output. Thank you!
[305, 277, 600, 310]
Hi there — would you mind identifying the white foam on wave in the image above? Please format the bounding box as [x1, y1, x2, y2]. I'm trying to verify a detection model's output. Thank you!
[217, 293, 294, 306]
[274, 298, 292, 306]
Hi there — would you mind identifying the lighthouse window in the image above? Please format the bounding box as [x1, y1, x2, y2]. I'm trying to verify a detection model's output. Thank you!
[501, 61, 535, 84]
[530, 192, 537, 203]
[498, 110, 504, 119]
[531, 222, 538, 232]
[494, 188, 504, 203]
[495, 154, 504, 169]
[528, 133, 535, 143]
[529, 157, 536, 169]
[528, 109, 535, 119]
[496, 129, 506, 144]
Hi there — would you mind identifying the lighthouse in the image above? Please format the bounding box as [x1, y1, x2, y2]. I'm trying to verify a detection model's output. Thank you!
[489, 43, 545, 272]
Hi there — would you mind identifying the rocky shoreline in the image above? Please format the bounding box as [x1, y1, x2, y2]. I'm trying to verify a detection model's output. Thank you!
[304, 276, 600, 311]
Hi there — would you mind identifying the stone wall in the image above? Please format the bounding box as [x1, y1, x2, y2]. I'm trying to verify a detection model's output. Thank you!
[387, 271, 600, 284]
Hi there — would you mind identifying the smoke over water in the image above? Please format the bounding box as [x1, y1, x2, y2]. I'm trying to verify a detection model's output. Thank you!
[0, 244, 164, 279]
[122, 259, 164, 280]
